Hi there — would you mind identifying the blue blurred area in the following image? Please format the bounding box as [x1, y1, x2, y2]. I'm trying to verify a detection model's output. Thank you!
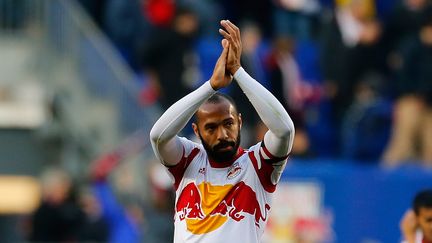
[282, 160, 432, 242]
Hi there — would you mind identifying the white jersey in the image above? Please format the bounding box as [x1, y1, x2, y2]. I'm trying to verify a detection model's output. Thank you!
[401, 230, 425, 243]
[167, 137, 288, 243]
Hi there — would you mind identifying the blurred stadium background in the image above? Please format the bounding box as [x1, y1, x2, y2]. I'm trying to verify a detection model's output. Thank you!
[0, 0, 431, 242]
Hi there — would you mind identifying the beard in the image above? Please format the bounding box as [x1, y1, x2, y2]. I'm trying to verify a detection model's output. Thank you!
[199, 131, 241, 163]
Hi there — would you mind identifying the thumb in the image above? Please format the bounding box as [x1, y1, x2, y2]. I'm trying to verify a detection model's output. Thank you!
[220, 39, 229, 60]
[222, 38, 229, 49]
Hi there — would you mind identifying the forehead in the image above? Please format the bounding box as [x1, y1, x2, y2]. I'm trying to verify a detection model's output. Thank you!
[196, 100, 237, 124]
[418, 207, 432, 218]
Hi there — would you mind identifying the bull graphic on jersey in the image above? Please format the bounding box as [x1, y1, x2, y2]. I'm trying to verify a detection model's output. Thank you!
[176, 181, 270, 234]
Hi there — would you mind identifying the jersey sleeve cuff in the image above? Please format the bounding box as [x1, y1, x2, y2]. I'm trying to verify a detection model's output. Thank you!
[233, 67, 247, 81]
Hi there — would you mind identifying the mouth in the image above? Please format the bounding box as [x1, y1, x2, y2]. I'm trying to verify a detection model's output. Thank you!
[214, 142, 235, 152]
[217, 145, 233, 152]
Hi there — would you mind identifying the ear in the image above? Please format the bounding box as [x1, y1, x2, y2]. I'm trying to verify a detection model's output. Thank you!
[238, 113, 243, 129]
[192, 123, 200, 138]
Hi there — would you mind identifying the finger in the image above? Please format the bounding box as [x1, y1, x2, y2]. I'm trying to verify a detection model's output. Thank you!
[219, 28, 232, 41]
[219, 28, 237, 52]
[221, 20, 239, 41]
[220, 20, 236, 38]
[226, 20, 240, 35]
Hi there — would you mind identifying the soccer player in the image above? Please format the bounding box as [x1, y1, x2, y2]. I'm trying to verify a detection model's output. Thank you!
[400, 189, 432, 243]
[150, 20, 295, 242]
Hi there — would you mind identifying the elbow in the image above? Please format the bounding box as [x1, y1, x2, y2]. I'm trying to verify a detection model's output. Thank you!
[279, 119, 295, 139]
[149, 125, 160, 145]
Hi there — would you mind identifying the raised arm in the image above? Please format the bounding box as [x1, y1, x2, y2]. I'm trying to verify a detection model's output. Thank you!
[400, 210, 417, 243]
[219, 20, 294, 157]
[150, 39, 232, 166]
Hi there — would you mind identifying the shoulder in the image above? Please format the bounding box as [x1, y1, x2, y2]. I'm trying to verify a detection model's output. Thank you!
[178, 136, 203, 153]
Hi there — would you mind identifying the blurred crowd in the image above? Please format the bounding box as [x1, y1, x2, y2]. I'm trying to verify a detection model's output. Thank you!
[2, 0, 431, 242]
[23, 157, 174, 243]
[79, 0, 432, 166]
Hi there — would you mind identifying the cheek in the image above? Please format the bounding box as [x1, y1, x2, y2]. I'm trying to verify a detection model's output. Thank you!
[201, 132, 217, 145]
[228, 127, 240, 139]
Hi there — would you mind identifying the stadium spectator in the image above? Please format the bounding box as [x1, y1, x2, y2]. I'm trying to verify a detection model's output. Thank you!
[319, 0, 384, 149]
[138, 6, 200, 109]
[143, 163, 175, 243]
[90, 152, 143, 243]
[77, 187, 110, 242]
[341, 72, 392, 162]
[28, 168, 85, 242]
[381, 16, 432, 166]
[265, 36, 311, 157]
[103, 0, 151, 70]
[271, 0, 321, 40]
[400, 189, 432, 243]
[383, 0, 432, 54]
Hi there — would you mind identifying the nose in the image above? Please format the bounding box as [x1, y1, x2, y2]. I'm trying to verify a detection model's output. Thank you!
[216, 127, 229, 140]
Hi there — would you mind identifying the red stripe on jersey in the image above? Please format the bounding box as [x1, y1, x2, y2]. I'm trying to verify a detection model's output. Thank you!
[248, 151, 276, 193]
[168, 147, 200, 190]
[260, 143, 289, 164]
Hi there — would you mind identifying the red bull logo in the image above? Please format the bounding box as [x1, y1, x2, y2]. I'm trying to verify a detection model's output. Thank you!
[176, 181, 270, 234]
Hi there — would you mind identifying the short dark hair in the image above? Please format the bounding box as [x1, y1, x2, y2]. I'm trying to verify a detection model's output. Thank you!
[206, 92, 238, 110]
[413, 189, 432, 215]
[194, 92, 239, 123]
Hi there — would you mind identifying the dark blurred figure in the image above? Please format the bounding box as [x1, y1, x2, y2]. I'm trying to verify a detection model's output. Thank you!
[103, 0, 151, 70]
[220, 0, 273, 37]
[319, 0, 384, 142]
[271, 0, 320, 40]
[142, 163, 175, 243]
[29, 168, 85, 242]
[382, 16, 432, 166]
[78, 187, 110, 242]
[383, 0, 432, 57]
[138, 6, 200, 109]
[91, 153, 143, 243]
[177, 0, 223, 37]
[90, 148, 175, 243]
[341, 72, 392, 162]
[265, 37, 312, 157]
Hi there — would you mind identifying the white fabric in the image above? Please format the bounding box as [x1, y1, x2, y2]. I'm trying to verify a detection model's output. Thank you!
[151, 68, 295, 165]
[401, 229, 424, 243]
[336, 8, 363, 47]
[150, 81, 216, 165]
[171, 139, 284, 243]
[150, 68, 295, 242]
[234, 67, 294, 157]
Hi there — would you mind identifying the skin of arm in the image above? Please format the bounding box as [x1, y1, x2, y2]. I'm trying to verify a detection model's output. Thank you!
[400, 209, 418, 243]
[150, 39, 232, 166]
[219, 20, 295, 157]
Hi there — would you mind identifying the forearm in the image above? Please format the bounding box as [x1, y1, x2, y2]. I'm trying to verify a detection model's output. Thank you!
[150, 81, 216, 164]
[234, 67, 294, 156]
